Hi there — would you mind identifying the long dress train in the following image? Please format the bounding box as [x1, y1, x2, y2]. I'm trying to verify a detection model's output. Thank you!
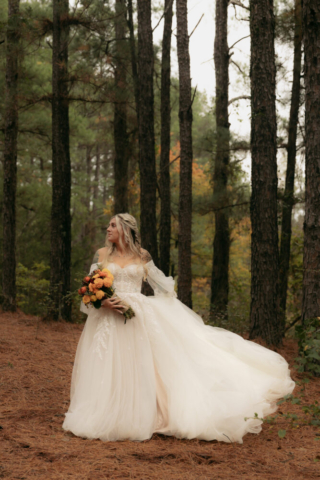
[62, 260, 295, 443]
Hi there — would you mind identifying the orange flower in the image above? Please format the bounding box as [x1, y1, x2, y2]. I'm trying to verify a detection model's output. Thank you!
[102, 269, 114, 281]
[96, 290, 105, 300]
[90, 295, 97, 302]
[89, 283, 97, 293]
[94, 278, 104, 289]
[82, 295, 91, 304]
[103, 277, 113, 288]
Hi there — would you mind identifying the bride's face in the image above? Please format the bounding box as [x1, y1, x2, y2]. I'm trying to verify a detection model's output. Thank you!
[107, 218, 120, 244]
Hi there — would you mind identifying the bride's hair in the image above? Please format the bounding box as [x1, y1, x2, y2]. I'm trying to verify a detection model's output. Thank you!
[102, 213, 141, 267]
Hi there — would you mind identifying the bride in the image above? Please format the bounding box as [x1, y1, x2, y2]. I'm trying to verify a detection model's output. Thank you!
[63, 213, 295, 443]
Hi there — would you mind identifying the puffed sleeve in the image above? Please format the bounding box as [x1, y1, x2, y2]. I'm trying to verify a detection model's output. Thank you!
[141, 249, 176, 298]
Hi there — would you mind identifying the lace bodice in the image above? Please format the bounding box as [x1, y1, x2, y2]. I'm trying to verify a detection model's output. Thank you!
[108, 262, 145, 294]
[87, 260, 176, 297]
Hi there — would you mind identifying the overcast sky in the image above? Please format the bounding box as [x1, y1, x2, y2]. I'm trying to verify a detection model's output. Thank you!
[152, 0, 252, 140]
[152, 0, 302, 186]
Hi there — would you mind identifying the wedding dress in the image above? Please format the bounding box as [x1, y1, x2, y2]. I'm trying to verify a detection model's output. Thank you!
[62, 259, 295, 443]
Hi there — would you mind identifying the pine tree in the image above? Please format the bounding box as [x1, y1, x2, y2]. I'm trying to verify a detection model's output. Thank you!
[176, 0, 193, 307]
[159, 0, 173, 277]
[278, 0, 302, 333]
[249, 0, 280, 345]
[211, 0, 230, 319]
[301, 0, 320, 322]
[50, 0, 72, 321]
[113, 0, 129, 214]
[137, 0, 158, 264]
[2, 0, 20, 312]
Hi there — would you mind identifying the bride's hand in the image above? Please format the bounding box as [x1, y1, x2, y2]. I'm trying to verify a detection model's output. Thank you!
[102, 297, 125, 314]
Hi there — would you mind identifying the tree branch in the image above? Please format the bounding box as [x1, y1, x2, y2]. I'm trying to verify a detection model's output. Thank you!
[229, 0, 249, 10]
[229, 34, 250, 51]
[228, 95, 251, 105]
[152, 0, 175, 32]
[190, 85, 198, 107]
[230, 60, 246, 75]
[189, 14, 204, 38]
[284, 315, 301, 333]
[200, 201, 250, 216]
[157, 155, 180, 176]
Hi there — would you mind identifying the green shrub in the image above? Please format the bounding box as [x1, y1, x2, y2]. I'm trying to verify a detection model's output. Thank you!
[295, 318, 320, 376]
[16, 262, 50, 315]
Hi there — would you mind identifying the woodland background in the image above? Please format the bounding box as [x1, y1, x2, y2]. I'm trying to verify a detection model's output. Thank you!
[0, 0, 319, 350]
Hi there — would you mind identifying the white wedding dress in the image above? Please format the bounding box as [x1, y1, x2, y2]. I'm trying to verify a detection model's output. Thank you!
[63, 260, 295, 444]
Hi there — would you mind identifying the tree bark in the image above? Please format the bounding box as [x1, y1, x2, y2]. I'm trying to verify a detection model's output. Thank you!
[93, 144, 100, 220]
[159, 0, 173, 277]
[2, 0, 20, 312]
[301, 0, 320, 322]
[278, 0, 302, 333]
[113, 0, 129, 215]
[249, 0, 280, 345]
[93, 145, 100, 204]
[127, 0, 140, 124]
[211, 0, 230, 319]
[86, 145, 92, 212]
[136, 0, 158, 264]
[176, 0, 193, 307]
[50, 0, 72, 321]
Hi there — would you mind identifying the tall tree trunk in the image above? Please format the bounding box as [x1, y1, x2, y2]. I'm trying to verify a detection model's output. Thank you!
[2, 0, 20, 312]
[136, 0, 158, 264]
[211, 0, 230, 319]
[86, 145, 92, 213]
[113, 0, 129, 215]
[80, 146, 91, 242]
[93, 145, 100, 203]
[127, 0, 140, 123]
[301, 0, 320, 322]
[159, 0, 173, 277]
[249, 0, 280, 345]
[50, 0, 71, 321]
[176, 0, 193, 307]
[278, 0, 302, 333]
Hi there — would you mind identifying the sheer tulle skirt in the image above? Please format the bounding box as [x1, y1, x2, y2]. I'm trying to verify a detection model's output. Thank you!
[63, 294, 295, 443]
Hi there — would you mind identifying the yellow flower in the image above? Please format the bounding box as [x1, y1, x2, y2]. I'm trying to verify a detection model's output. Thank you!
[96, 290, 105, 300]
[103, 277, 113, 288]
[90, 295, 97, 302]
[83, 295, 91, 304]
[94, 278, 104, 289]
[93, 274, 100, 279]
[101, 269, 114, 281]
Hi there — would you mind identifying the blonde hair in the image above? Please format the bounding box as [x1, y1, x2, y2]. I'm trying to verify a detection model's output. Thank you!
[102, 213, 142, 267]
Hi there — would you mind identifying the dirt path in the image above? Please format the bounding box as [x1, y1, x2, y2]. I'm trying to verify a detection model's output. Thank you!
[0, 311, 319, 480]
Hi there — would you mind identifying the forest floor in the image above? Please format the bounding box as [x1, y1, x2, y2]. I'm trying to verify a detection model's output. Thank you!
[0, 311, 319, 480]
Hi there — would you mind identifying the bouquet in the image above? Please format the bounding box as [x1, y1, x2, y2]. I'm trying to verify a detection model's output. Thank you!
[78, 267, 135, 324]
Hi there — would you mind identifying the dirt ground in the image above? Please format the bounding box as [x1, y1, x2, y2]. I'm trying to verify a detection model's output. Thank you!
[0, 311, 319, 480]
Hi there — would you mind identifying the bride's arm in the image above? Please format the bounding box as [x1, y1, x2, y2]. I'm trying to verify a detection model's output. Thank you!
[140, 248, 176, 297]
